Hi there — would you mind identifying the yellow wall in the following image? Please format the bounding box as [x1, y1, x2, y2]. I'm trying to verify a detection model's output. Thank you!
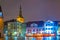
[0, 17, 4, 37]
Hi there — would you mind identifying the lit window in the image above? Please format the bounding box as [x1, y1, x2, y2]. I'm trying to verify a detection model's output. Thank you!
[30, 23, 38, 27]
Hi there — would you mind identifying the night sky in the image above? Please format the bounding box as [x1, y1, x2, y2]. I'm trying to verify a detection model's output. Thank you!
[1, 0, 60, 22]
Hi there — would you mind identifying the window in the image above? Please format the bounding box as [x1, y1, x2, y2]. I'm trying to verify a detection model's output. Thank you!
[30, 23, 38, 27]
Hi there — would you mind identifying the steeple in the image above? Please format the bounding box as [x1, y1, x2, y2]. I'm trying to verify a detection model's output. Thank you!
[19, 5, 24, 18]
[16, 4, 24, 23]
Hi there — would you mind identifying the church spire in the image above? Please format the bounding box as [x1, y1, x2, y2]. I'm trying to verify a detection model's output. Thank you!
[16, 4, 24, 23]
[19, 5, 23, 18]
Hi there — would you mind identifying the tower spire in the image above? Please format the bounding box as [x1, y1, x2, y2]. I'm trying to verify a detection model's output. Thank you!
[16, 4, 24, 23]
[19, 4, 23, 18]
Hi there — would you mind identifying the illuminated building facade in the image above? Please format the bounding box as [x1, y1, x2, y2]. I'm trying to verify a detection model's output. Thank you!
[26, 20, 58, 40]
[57, 21, 60, 40]
[0, 5, 4, 38]
[43, 20, 57, 40]
[3, 3, 59, 40]
[7, 20, 26, 40]
[4, 5, 26, 40]
[26, 21, 44, 40]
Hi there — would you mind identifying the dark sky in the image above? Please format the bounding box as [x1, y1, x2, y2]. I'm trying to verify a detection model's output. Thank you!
[1, 0, 60, 22]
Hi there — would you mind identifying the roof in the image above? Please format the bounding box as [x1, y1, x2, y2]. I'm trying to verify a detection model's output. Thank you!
[4, 19, 16, 25]
[26, 21, 44, 27]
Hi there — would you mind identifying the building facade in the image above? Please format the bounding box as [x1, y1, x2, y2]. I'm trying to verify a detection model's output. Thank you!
[0, 5, 4, 38]
[4, 5, 26, 40]
[57, 21, 60, 40]
[43, 20, 57, 40]
[26, 20, 58, 40]
[26, 21, 44, 40]
[3, 4, 60, 40]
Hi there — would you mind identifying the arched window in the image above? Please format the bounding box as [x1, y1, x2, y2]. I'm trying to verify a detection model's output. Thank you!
[30, 23, 38, 27]
[44, 20, 54, 27]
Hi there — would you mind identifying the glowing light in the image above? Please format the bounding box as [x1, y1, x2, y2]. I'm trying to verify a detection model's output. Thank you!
[40, 30, 43, 34]
[5, 36, 8, 40]
[0, 12, 3, 17]
[14, 37, 18, 40]
[47, 20, 54, 23]
[57, 31, 60, 35]
[12, 32, 17, 35]
[5, 31, 8, 35]
[31, 23, 38, 27]
[45, 30, 53, 33]
[44, 20, 54, 27]
[45, 26, 53, 28]
[32, 38, 36, 40]
[16, 16, 24, 23]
